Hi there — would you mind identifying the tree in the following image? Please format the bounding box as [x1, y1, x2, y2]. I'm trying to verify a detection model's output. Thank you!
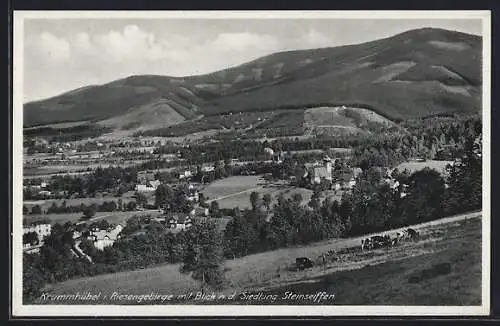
[224, 215, 257, 258]
[82, 206, 96, 220]
[31, 205, 42, 215]
[136, 192, 148, 208]
[155, 184, 174, 209]
[23, 231, 39, 245]
[23, 254, 46, 303]
[247, 191, 259, 211]
[210, 201, 221, 218]
[262, 194, 272, 212]
[308, 190, 321, 211]
[442, 136, 482, 215]
[402, 168, 446, 224]
[180, 220, 226, 290]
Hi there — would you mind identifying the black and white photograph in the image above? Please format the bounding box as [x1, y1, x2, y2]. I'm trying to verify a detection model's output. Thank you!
[12, 10, 491, 316]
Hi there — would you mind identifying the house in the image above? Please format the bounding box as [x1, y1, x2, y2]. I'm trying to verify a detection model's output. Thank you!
[167, 215, 193, 230]
[152, 217, 166, 224]
[23, 223, 51, 242]
[273, 151, 285, 163]
[264, 147, 275, 157]
[149, 180, 161, 189]
[137, 171, 156, 184]
[88, 224, 123, 250]
[187, 186, 200, 202]
[307, 159, 333, 184]
[200, 164, 215, 173]
[352, 167, 363, 179]
[135, 180, 161, 192]
[72, 230, 82, 239]
[179, 170, 192, 180]
[38, 190, 52, 197]
[384, 178, 400, 190]
[345, 178, 357, 189]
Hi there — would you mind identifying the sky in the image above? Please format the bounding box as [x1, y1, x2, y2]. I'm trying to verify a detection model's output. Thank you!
[22, 16, 483, 103]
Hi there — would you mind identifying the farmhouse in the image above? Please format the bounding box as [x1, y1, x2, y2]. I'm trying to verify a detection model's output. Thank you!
[167, 215, 193, 230]
[135, 179, 161, 192]
[200, 164, 215, 173]
[179, 170, 193, 180]
[23, 223, 52, 242]
[306, 158, 333, 184]
[87, 224, 123, 250]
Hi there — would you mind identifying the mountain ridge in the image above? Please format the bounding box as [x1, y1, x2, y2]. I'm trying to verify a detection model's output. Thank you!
[24, 27, 482, 130]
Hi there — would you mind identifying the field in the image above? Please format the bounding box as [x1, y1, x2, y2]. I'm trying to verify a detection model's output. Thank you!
[396, 160, 454, 175]
[201, 176, 313, 209]
[23, 210, 161, 227]
[23, 195, 136, 211]
[40, 211, 482, 305]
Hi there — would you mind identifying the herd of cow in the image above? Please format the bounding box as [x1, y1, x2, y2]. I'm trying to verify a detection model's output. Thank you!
[297, 227, 421, 270]
[360, 228, 420, 251]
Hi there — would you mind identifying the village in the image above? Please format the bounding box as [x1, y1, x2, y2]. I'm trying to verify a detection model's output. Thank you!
[23, 130, 450, 262]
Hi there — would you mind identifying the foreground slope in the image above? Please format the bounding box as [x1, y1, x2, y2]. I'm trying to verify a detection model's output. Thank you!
[24, 28, 482, 128]
[40, 212, 481, 305]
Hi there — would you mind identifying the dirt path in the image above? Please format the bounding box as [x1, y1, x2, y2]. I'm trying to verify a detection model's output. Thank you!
[205, 187, 262, 203]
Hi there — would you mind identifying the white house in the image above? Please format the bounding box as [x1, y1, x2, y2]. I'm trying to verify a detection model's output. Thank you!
[179, 170, 193, 180]
[200, 164, 215, 173]
[167, 215, 193, 230]
[23, 223, 51, 242]
[135, 180, 161, 192]
[88, 224, 123, 250]
[307, 160, 333, 184]
[264, 147, 275, 157]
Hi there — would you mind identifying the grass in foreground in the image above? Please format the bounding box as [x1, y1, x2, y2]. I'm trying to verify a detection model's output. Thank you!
[239, 218, 482, 305]
[38, 214, 481, 305]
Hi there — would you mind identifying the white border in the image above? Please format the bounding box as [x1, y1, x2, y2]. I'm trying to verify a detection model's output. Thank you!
[12, 10, 491, 317]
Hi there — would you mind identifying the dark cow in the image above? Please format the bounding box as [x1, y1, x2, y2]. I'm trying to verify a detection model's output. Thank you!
[405, 228, 419, 241]
[370, 235, 386, 248]
[391, 232, 403, 246]
[296, 257, 314, 270]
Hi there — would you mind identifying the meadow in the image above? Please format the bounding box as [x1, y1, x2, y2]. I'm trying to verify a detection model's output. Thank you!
[395, 160, 454, 175]
[24, 195, 136, 211]
[23, 210, 162, 227]
[39, 211, 482, 305]
[201, 175, 313, 209]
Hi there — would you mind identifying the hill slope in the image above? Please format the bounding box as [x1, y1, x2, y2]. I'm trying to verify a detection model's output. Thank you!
[24, 28, 482, 129]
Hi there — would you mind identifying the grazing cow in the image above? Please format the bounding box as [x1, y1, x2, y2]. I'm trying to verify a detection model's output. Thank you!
[361, 238, 371, 251]
[370, 235, 386, 249]
[391, 232, 402, 246]
[406, 228, 419, 240]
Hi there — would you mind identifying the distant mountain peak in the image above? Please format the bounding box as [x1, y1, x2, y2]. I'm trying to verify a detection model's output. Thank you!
[24, 27, 482, 130]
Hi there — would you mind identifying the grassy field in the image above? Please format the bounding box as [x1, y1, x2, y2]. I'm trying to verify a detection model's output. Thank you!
[201, 176, 312, 209]
[201, 175, 263, 200]
[23, 210, 162, 226]
[39, 211, 482, 305]
[24, 195, 136, 211]
[249, 218, 481, 305]
[396, 160, 454, 175]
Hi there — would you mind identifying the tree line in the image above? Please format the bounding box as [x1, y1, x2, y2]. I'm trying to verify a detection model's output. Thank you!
[223, 134, 481, 258]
